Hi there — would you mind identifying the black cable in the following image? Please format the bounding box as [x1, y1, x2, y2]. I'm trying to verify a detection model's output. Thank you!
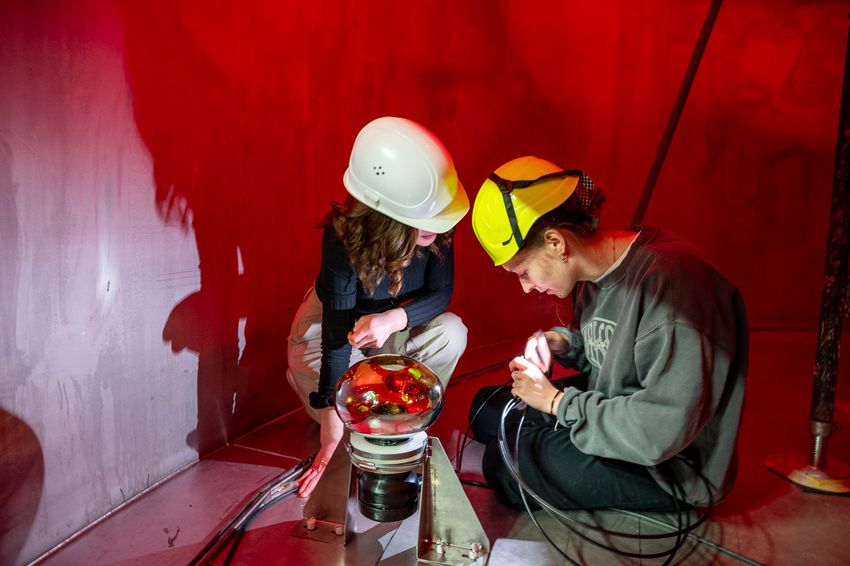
[512, 406, 583, 566]
[221, 490, 296, 566]
[454, 352, 557, 473]
[629, 458, 729, 564]
[498, 402, 712, 538]
[446, 357, 513, 388]
[659, 461, 687, 565]
[497, 398, 720, 561]
[508, 436, 678, 560]
[221, 527, 247, 566]
[454, 355, 567, 474]
[189, 456, 313, 565]
[454, 380, 512, 473]
[622, 508, 764, 566]
[448, 356, 514, 472]
[501, 400, 683, 560]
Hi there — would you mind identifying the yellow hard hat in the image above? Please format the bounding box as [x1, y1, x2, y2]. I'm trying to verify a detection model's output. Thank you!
[472, 156, 582, 266]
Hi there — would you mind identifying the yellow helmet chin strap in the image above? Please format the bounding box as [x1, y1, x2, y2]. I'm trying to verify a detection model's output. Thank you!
[487, 168, 586, 250]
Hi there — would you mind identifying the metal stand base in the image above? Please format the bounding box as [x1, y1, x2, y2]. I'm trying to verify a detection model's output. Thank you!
[293, 435, 490, 564]
[291, 432, 356, 545]
[765, 453, 850, 494]
[417, 437, 489, 565]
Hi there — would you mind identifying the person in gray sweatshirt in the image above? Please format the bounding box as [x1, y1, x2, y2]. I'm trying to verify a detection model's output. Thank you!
[468, 156, 747, 510]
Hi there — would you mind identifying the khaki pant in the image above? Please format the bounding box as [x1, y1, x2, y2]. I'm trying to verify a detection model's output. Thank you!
[286, 288, 467, 422]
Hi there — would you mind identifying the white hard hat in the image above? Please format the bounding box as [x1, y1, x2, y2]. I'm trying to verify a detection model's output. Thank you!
[343, 117, 469, 233]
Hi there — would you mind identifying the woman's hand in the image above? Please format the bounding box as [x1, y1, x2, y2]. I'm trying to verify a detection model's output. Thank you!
[509, 356, 561, 414]
[348, 308, 407, 349]
[296, 407, 344, 498]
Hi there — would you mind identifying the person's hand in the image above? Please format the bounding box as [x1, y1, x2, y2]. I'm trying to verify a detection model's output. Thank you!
[297, 407, 344, 498]
[348, 308, 407, 349]
[509, 356, 561, 414]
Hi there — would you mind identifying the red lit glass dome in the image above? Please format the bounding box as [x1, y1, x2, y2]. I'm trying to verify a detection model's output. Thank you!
[334, 354, 444, 436]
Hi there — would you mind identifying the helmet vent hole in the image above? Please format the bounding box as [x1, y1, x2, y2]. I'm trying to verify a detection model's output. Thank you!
[372, 165, 385, 176]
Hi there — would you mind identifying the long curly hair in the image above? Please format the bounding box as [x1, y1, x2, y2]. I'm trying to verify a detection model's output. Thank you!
[324, 195, 451, 296]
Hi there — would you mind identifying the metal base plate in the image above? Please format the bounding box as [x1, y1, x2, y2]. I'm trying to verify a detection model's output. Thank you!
[766, 453, 850, 494]
[417, 437, 489, 565]
[292, 432, 356, 545]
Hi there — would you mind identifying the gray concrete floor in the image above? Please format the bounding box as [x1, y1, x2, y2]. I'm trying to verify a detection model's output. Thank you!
[37, 331, 850, 565]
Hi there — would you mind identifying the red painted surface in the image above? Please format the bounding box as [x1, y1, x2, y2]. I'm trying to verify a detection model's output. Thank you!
[119, 0, 846, 340]
[2, 1, 848, 563]
[119, 0, 845, 382]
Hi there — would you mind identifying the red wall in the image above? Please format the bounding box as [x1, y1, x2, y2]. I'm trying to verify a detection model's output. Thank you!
[119, 0, 846, 353]
[2, 1, 848, 561]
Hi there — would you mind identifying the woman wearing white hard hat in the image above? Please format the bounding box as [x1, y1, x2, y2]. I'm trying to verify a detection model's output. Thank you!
[286, 117, 469, 497]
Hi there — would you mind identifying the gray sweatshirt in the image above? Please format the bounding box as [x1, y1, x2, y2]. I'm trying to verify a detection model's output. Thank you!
[553, 226, 747, 504]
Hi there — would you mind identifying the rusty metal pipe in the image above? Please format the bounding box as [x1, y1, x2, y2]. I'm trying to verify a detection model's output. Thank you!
[808, 14, 850, 469]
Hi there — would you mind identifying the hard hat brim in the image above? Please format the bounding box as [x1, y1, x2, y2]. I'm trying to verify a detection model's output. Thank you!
[405, 179, 469, 233]
[344, 172, 470, 234]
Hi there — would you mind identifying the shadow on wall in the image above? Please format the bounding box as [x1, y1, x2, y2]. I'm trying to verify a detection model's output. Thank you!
[0, 409, 44, 566]
[0, 129, 41, 566]
[114, 0, 614, 457]
[117, 2, 301, 455]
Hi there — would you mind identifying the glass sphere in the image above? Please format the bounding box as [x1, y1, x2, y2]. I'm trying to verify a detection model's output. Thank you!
[335, 354, 444, 436]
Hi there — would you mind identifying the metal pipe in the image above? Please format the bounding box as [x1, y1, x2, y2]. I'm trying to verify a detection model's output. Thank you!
[189, 455, 313, 565]
[807, 14, 850, 469]
[631, 0, 724, 225]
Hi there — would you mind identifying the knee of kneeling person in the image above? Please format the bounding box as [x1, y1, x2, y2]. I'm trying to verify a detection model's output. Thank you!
[437, 312, 468, 351]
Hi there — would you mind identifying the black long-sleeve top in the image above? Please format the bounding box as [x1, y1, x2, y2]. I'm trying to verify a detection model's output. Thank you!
[311, 225, 454, 408]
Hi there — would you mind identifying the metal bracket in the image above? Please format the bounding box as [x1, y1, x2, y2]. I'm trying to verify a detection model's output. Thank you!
[417, 437, 489, 565]
[292, 434, 490, 563]
[292, 431, 356, 545]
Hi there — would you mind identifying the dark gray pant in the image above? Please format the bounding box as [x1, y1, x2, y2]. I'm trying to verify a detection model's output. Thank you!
[470, 381, 683, 511]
